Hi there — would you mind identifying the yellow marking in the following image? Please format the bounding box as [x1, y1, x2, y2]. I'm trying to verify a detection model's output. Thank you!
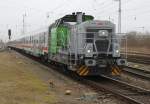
[111, 66, 116, 75]
[77, 65, 85, 73]
[111, 66, 121, 75]
[76, 65, 90, 76]
[83, 70, 89, 76]
[79, 67, 88, 76]
[114, 68, 119, 75]
[116, 66, 121, 73]
[112, 71, 116, 76]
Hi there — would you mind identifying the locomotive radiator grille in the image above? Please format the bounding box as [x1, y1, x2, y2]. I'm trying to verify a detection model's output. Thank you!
[95, 40, 109, 52]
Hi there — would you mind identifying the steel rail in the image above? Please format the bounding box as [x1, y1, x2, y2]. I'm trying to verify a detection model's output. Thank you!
[95, 75, 150, 104]
[122, 66, 150, 80]
[127, 57, 150, 65]
[11, 49, 150, 104]
[121, 53, 150, 64]
[81, 78, 144, 104]
[121, 52, 150, 57]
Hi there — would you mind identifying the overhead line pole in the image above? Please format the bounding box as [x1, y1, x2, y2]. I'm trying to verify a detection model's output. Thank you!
[22, 13, 26, 35]
[118, 0, 121, 34]
[114, 0, 122, 34]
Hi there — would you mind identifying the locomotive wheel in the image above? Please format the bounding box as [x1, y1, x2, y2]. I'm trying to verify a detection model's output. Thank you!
[41, 55, 48, 62]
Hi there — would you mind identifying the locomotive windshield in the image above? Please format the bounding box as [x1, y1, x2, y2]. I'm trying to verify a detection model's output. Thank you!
[86, 28, 112, 53]
[86, 29, 112, 34]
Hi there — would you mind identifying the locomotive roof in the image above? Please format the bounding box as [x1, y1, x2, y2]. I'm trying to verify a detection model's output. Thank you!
[55, 12, 94, 24]
[77, 20, 115, 28]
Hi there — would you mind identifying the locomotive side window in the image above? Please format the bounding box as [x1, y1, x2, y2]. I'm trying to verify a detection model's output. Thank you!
[86, 29, 94, 43]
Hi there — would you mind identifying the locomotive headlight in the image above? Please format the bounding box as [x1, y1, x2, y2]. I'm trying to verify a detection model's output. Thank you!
[85, 43, 93, 57]
[87, 49, 91, 53]
[113, 43, 121, 57]
[98, 30, 109, 37]
[116, 49, 119, 53]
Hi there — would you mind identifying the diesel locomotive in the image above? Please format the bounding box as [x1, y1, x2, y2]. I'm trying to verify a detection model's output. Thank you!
[8, 12, 126, 76]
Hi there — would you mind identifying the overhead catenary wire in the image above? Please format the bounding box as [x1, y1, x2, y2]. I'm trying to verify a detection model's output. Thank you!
[121, 0, 135, 6]
[93, 0, 150, 18]
[89, 0, 118, 19]
[92, 0, 117, 12]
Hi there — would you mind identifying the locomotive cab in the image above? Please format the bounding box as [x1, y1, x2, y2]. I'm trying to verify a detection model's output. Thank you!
[68, 12, 126, 76]
[48, 12, 126, 76]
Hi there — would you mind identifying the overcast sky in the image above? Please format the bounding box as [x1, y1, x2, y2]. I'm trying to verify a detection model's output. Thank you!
[0, 0, 150, 41]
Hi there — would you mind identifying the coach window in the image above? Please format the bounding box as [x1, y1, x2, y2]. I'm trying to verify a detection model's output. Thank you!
[43, 33, 45, 44]
[31, 36, 32, 43]
[24, 39, 25, 44]
[40, 35, 42, 43]
[32, 36, 33, 44]
[31, 36, 32, 44]
[39, 36, 41, 43]
[40, 36, 42, 43]
[30, 36, 31, 44]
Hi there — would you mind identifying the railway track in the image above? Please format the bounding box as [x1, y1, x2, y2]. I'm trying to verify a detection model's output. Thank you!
[12, 49, 150, 104]
[127, 57, 150, 65]
[121, 52, 150, 64]
[122, 52, 150, 57]
[121, 52, 150, 80]
[82, 75, 150, 104]
[122, 66, 150, 80]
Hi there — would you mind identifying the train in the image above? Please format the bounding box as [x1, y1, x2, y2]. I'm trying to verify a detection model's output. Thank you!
[8, 12, 126, 76]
